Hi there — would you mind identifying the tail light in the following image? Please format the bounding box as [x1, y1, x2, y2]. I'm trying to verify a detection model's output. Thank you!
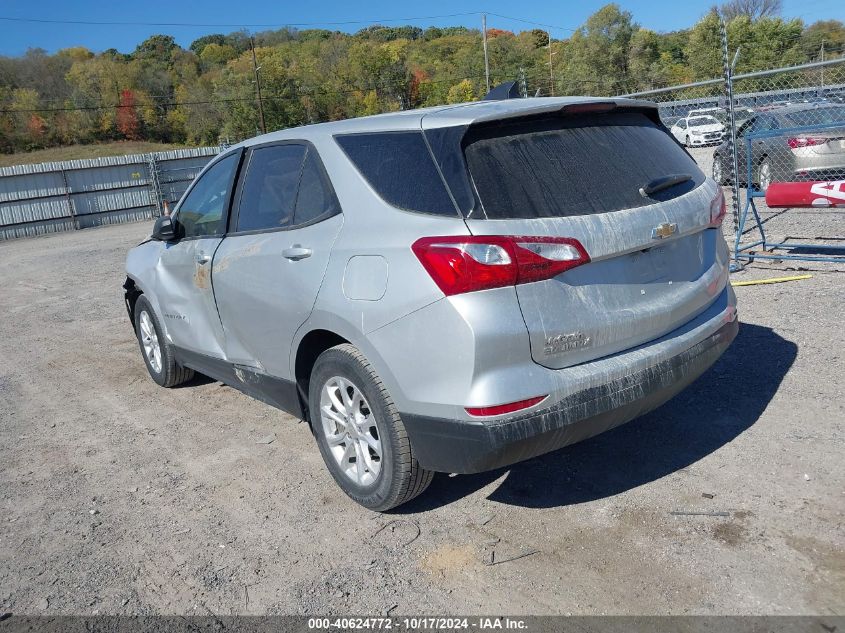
[412, 235, 590, 296]
[787, 137, 826, 149]
[710, 187, 727, 226]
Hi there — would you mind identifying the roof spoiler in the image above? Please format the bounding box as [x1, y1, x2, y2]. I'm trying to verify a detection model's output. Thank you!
[483, 81, 522, 101]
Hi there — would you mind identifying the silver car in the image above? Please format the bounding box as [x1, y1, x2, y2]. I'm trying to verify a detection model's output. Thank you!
[124, 97, 738, 510]
[712, 103, 845, 188]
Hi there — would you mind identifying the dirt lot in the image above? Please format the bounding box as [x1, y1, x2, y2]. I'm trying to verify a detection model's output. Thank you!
[1, 158, 844, 615]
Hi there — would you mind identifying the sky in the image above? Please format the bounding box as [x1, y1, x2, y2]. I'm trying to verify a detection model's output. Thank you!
[0, 0, 841, 56]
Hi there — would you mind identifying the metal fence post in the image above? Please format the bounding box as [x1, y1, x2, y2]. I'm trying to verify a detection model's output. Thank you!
[147, 154, 163, 218]
[720, 18, 742, 271]
[59, 166, 79, 231]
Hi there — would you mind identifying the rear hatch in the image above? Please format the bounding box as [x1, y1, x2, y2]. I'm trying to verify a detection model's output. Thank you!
[436, 104, 726, 369]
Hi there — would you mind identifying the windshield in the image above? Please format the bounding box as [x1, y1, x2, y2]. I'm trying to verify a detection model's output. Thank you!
[687, 116, 719, 127]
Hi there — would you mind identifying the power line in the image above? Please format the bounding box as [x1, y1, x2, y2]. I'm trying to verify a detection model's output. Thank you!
[486, 12, 579, 33]
[0, 12, 484, 28]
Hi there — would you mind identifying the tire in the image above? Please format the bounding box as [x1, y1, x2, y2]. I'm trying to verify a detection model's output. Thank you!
[758, 158, 772, 192]
[308, 344, 433, 511]
[712, 154, 726, 185]
[133, 295, 194, 388]
[684, 135, 690, 147]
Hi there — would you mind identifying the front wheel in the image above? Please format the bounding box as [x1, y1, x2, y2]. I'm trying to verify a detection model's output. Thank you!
[684, 135, 690, 147]
[133, 295, 194, 388]
[308, 344, 433, 511]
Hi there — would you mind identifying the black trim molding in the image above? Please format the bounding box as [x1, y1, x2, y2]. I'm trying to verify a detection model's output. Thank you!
[172, 347, 305, 420]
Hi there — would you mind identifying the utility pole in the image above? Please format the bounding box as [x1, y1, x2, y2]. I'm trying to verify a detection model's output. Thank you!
[547, 31, 555, 96]
[250, 37, 267, 135]
[821, 40, 825, 90]
[481, 14, 490, 92]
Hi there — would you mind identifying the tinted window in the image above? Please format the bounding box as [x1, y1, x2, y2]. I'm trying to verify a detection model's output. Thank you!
[335, 131, 457, 216]
[237, 144, 306, 232]
[741, 115, 778, 136]
[294, 149, 339, 225]
[177, 152, 239, 237]
[464, 111, 705, 220]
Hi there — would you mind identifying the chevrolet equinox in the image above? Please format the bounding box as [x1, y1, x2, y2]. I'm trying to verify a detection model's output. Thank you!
[124, 97, 738, 510]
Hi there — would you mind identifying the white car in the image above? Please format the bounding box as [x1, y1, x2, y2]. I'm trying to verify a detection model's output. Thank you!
[671, 114, 725, 147]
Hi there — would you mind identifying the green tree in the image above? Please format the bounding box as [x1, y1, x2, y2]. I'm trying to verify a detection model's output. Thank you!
[563, 4, 637, 94]
[801, 20, 845, 59]
[685, 10, 723, 80]
[446, 79, 475, 103]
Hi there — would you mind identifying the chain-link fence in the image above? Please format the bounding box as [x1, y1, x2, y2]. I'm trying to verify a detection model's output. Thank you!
[620, 55, 845, 266]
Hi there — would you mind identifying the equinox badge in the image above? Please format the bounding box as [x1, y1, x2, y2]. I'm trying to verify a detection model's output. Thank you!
[651, 222, 678, 240]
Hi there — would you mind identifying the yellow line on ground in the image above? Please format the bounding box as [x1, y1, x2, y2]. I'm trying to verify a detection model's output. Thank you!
[731, 274, 813, 287]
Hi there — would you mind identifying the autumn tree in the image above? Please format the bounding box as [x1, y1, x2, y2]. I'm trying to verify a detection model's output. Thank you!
[116, 89, 140, 140]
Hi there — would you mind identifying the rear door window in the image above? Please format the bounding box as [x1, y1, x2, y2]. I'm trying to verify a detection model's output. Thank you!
[294, 149, 341, 225]
[236, 144, 306, 232]
[463, 111, 704, 220]
[335, 131, 458, 216]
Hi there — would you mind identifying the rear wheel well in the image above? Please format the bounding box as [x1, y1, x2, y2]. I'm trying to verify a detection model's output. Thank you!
[294, 329, 349, 423]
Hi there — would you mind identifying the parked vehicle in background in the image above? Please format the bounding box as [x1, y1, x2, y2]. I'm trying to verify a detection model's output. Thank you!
[124, 97, 738, 511]
[670, 111, 725, 147]
[712, 103, 845, 188]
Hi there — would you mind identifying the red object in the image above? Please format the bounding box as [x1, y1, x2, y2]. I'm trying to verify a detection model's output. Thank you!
[116, 89, 140, 140]
[466, 395, 547, 417]
[412, 235, 590, 297]
[764, 180, 845, 208]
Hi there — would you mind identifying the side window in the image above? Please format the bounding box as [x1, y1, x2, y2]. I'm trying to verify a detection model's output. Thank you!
[335, 131, 458, 216]
[738, 117, 755, 137]
[745, 115, 777, 136]
[678, 119, 687, 129]
[294, 148, 340, 225]
[236, 144, 306, 232]
[176, 152, 240, 238]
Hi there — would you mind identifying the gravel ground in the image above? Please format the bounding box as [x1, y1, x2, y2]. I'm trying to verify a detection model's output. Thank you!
[1, 163, 843, 615]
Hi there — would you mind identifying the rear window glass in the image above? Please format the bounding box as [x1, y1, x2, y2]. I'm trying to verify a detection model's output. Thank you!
[464, 111, 705, 220]
[335, 131, 458, 216]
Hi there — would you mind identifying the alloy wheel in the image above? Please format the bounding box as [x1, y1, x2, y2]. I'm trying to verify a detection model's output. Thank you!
[139, 310, 162, 374]
[759, 161, 772, 191]
[319, 376, 382, 486]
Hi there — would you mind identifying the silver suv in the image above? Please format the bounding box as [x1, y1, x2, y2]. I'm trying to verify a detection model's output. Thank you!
[124, 97, 738, 510]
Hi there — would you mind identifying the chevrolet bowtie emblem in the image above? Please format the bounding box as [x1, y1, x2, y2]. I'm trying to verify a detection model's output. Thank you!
[651, 222, 678, 239]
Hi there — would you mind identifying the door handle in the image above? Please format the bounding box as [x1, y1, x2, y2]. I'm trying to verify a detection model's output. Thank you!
[282, 246, 312, 261]
[195, 253, 211, 265]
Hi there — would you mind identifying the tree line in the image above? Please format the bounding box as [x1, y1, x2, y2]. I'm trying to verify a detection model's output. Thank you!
[0, 2, 842, 154]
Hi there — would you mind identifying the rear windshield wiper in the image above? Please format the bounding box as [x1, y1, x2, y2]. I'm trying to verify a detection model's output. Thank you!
[639, 173, 692, 198]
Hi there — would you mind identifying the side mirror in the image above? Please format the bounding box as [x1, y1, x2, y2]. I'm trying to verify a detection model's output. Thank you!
[152, 215, 177, 241]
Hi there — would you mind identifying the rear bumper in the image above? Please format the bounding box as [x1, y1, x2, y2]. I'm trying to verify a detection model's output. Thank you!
[401, 317, 738, 474]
